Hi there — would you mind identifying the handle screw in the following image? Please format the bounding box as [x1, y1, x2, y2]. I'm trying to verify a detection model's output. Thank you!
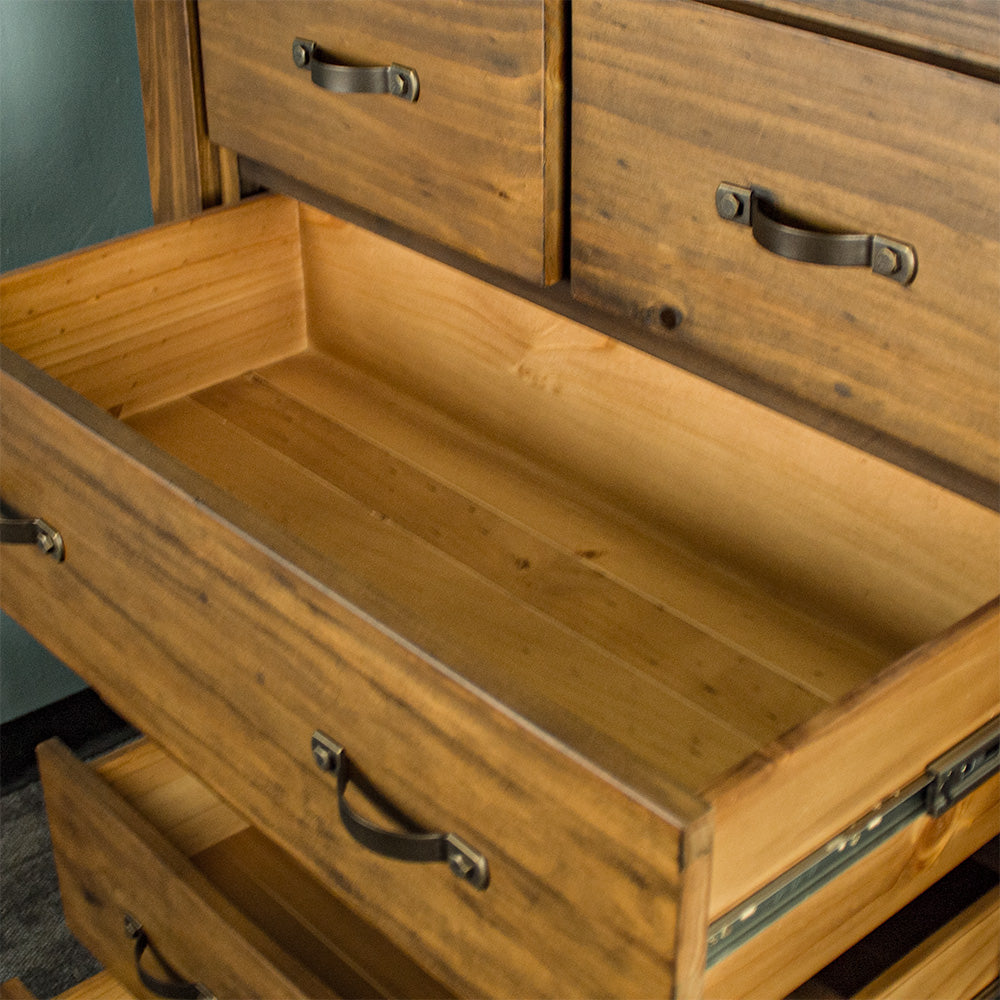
[872, 245, 900, 276]
[312, 742, 334, 771]
[292, 40, 310, 68]
[717, 191, 742, 221]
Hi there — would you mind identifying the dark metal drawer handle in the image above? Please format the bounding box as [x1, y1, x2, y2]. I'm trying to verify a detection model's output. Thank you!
[292, 38, 419, 102]
[311, 731, 489, 890]
[0, 505, 64, 561]
[716, 183, 917, 285]
[124, 915, 215, 1000]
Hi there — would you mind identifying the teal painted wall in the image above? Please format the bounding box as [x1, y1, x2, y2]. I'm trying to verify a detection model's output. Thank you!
[1, 0, 153, 722]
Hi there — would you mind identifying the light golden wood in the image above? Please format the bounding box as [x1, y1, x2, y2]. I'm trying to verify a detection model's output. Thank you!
[297, 204, 998, 659]
[197, 0, 563, 283]
[0, 981, 37, 1000]
[38, 739, 330, 998]
[705, 775, 1000, 999]
[57, 972, 136, 1000]
[855, 888, 999, 1000]
[94, 739, 250, 857]
[259, 350, 890, 701]
[4, 198, 999, 998]
[0, 197, 306, 417]
[707, 604, 1000, 918]
[572, 0, 1000, 487]
[126, 392, 757, 788]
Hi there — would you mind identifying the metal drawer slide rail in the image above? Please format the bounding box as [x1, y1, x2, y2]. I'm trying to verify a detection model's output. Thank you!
[707, 717, 1000, 967]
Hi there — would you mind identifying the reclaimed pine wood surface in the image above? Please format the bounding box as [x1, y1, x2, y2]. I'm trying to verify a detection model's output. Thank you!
[0, 197, 306, 417]
[4, 199, 997, 990]
[56, 973, 136, 1000]
[295, 204, 997, 657]
[94, 740, 449, 999]
[706, 602, 1000, 919]
[572, 0, 1000, 488]
[854, 886, 1000, 1000]
[132, 0, 239, 223]
[197, 0, 563, 284]
[0, 349, 703, 998]
[705, 0, 1000, 79]
[705, 775, 1000, 999]
[695, 0, 1000, 77]
[37, 739, 330, 999]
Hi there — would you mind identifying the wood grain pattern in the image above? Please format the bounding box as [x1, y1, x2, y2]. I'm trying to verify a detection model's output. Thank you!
[855, 886, 999, 1000]
[184, 372, 829, 745]
[38, 739, 330, 999]
[1, 349, 700, 999]
[126, 392, 755, 790]
[133, 0, 239, 223]
[297, 204, 998, 663]
[198, 0, 563, 283]
[696, 0, 1000, 77]
[94, 739, 449, 999]
[57, 974, 137, 1000]
[259, 350, 891, 701]
[705, 775, 1000, 999]
[5, 198, 999, 996]
[572, 0, 1000, 487]
[706, 602, 1000, 919]
[0, 196, 306, 417]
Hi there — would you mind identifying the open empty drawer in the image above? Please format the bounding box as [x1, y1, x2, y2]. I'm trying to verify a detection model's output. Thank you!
[2, 195, 997, 997]
[37, 737, 446, 998]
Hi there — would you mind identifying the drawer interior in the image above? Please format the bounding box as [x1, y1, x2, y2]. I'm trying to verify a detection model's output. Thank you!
[4, 194, 997, 917]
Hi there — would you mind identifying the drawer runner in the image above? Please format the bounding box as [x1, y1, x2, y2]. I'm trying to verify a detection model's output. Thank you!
[707, 717, 1000, 966]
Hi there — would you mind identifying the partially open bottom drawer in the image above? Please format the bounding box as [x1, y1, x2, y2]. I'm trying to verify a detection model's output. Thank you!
[3, 196, 998, 997]
[38, 737, 447, 999]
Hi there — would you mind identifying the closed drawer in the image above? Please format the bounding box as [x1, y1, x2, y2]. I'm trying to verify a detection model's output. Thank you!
[572, 0, 999, 490]
[198, 0, 563, 284]
[2, 196, 998, 996]
[38, 737, 446, 999]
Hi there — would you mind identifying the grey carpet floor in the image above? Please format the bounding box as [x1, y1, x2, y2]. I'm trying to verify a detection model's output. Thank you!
[0, 779, 101, 997]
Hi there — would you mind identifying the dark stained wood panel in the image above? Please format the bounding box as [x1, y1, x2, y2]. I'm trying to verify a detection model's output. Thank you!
[198, 0, 563, 283]
[572, 0, 1000, 490]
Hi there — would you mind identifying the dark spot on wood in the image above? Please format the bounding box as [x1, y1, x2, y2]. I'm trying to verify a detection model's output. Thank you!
[515, 557, 531, 571]
[834, 382, 853, 398]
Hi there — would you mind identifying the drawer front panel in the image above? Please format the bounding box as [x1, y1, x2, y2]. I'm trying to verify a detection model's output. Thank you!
[37, 739, 327, 999]
[572, 0, 999, 487]
[0, 350, 705, 998]
[198, 0, 562, 284]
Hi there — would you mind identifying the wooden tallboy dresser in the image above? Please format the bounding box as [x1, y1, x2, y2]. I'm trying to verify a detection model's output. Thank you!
[1, 2, 997, 997]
